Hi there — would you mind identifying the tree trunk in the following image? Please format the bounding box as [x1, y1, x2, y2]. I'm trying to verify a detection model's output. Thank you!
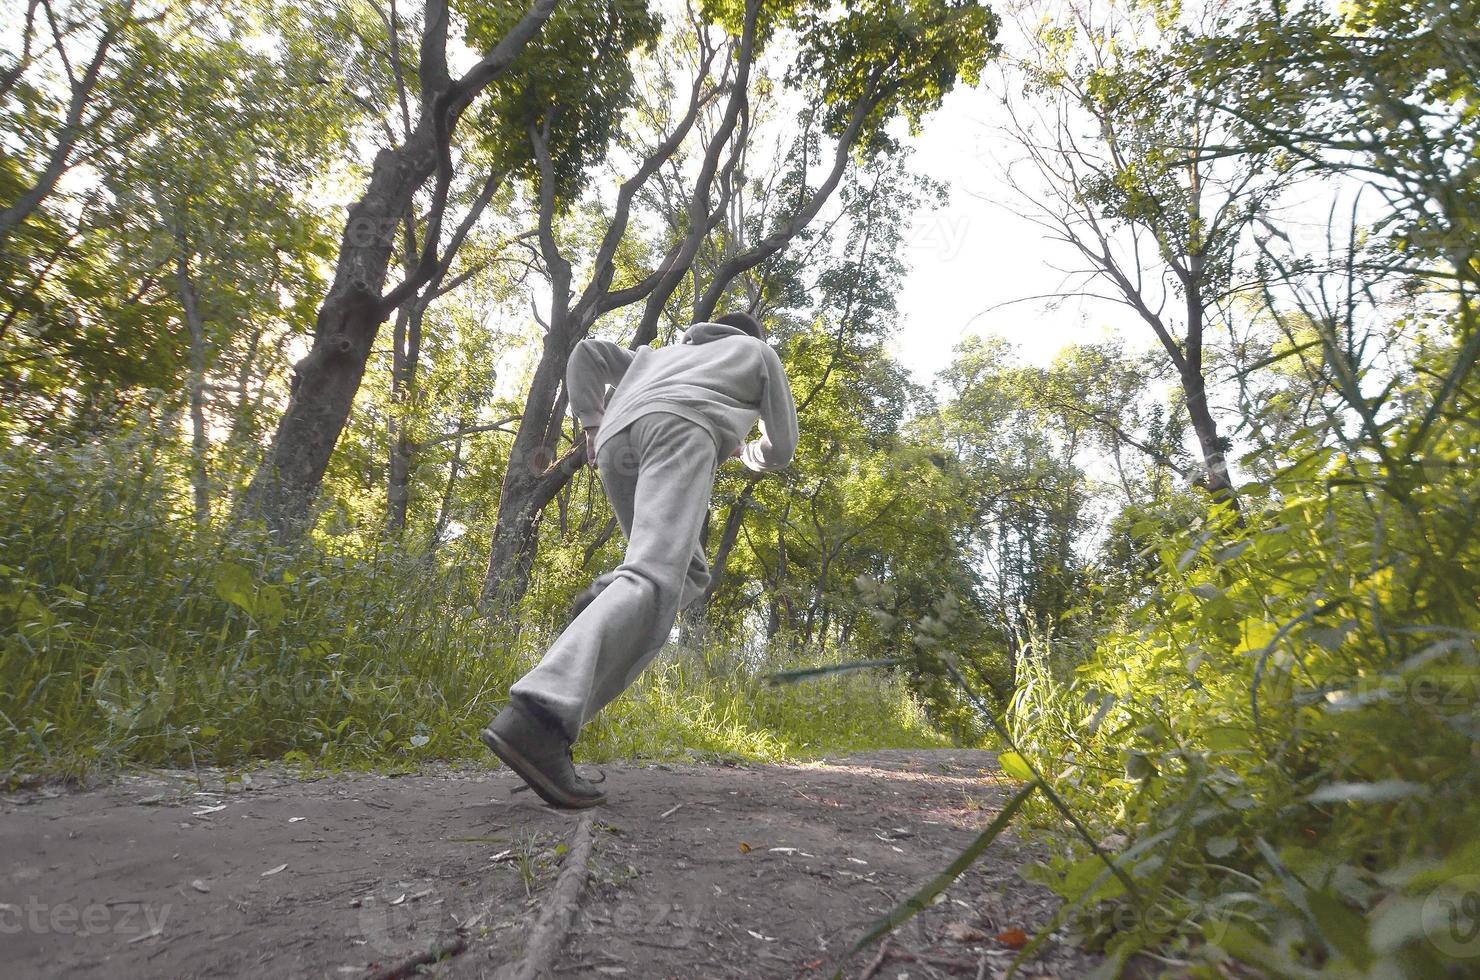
[1180, 281, 1236, 504]
[386, 293, 428, 535]
[771, 511, 790, 636]
[697, 477, 759, 608]
[426, 425, 465, 555]
[224, 323, 263, 450]
[0, 15, 122, 241]
[234, 0, 555, 538]
[1183, 370, 1234, 501]
[236, 120, 440, 536]
[480, 323, 584, 607]
[174, 249, 211, 526]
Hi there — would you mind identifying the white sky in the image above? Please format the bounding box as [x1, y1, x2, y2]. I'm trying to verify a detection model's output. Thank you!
[888, 83, 1153, 385]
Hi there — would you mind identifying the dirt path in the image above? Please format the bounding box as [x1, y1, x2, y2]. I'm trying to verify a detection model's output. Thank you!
[1, 750, 1098, 978]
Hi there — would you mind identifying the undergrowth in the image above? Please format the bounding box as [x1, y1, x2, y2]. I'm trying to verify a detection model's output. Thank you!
[1000, 417, 1480, 975]
[0, 429, 944, 785]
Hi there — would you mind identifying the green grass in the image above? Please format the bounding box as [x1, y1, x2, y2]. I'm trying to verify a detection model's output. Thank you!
[579, 642, 948, 764]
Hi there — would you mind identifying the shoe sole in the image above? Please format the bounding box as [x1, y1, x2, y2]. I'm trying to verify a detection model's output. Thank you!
[480, 726, 606, 810]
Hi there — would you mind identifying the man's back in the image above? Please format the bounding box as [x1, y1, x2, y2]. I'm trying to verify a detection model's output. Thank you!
[567, 321, 799, 473]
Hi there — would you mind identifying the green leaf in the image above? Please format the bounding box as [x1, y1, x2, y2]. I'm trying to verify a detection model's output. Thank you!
[1306, 889, 1373, 969]
[1205, 836, 1238, 859]
[1208, 923, 1312, 977]
[998, 751, 1035, 782]
[215, 563, 256, 614]
[1124, 750, 1155, 780]
[255, 584, 286, 628]
[1061, 852, 1129, 903]
[1213, 540, 1250, 562]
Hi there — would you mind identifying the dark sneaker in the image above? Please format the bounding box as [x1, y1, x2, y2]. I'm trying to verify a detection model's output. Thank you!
[480, 702, 607, 809]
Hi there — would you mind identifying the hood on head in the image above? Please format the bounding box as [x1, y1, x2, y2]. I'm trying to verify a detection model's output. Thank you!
[680, 321, 750, 345]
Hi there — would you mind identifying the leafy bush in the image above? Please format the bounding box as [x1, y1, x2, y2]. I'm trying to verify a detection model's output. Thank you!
[1006, 406, 1480, 975]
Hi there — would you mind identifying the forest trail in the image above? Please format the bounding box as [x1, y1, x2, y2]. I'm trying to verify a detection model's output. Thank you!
[1, 750, 1099, 978]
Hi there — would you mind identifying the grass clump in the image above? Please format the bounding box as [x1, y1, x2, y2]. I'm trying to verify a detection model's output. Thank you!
[580, 640, 947, 764]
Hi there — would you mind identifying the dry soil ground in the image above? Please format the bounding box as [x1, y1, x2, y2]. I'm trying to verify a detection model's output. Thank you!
[0, 749, 1100, 978]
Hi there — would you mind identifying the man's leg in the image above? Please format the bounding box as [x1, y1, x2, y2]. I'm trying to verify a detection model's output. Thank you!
[509, 413, 717, 742]
[562, 431, 643, 626]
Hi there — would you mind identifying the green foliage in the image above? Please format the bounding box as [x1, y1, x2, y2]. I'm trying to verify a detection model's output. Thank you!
[0, 421, 512, 776]
[1004, 385, 1480, 974]
[1, 0, 349, 440]
[0, 421, 941, 782]
[793, 0, 1000, 155]
[10, 3, 1478, 976]
[1191, 0, 1480, 274]
[468, 0, 664, 203]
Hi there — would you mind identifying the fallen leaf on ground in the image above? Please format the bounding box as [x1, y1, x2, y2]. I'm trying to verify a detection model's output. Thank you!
[192, 805, 227, 816]
[190, 879, 210, 893]
[260, 863, 288, 877]
[288, 816, 306, 823]
[995, 927, 1030, 949]
[738, 841, 751, 854]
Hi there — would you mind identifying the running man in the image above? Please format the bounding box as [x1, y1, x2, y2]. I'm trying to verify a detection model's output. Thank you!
[482, 311, 799, 808]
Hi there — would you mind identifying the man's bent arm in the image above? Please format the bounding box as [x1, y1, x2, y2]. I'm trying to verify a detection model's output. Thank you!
[741, 344, 799, 472]
[567, 339, 635, 429]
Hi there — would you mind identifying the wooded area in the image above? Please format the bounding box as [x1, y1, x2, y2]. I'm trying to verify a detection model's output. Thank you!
[2, 0, 1476, 974]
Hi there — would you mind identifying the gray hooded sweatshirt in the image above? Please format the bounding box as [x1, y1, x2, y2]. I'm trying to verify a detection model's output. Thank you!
[566, 322, 799, 472]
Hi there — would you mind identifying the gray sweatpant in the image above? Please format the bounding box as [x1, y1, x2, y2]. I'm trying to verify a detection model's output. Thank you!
[509, 412, 718, 743]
